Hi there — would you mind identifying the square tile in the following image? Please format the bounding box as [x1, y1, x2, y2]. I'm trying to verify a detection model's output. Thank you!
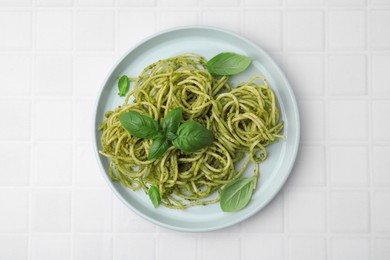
[288, 145, 326, 186]
[286, 11, 324, 51]
[34, 55, 73, 96]
[287, 0, 323, 5]
[74, 234, 112, 260]
[158, 235, 197, 260]
[244, 11, 282, 52]
[200, 237, 240, 260]
[0, 99, 31, 140]
[0, 0, 31, 5]
[159, 12, 198, 30]
[77, 11, 114, 51]
[75, 144, 105, 187]
[115, 235, 155, 260]
[31, 235, 70, 260]
[330, 191, 370, 232]
[331, 237, 370, 260]
[36, 0, 73, 6]
[118, 0, 155, 5]
[33, 99, 72, 140]
[161, 0, 197, 5]
[289, 237, 326, 260]
[75, 55, 114, 97]
[242, 236, 284, 260]
[244, 0, 282, 5]
[36, 11, 72, 51]
[328, 0, 365, 5]
[286, 190, 326, 232]
[0, 235, 28, 260]
[370, 10, 390, 50]
[242, 192, 284, 232]
[204, 0, 238, 5]
[374, 191, 390, 232]
[118, 11, 156, 53]
[328, 11, 366, 50]
[375, 238, 390, 260]
[0, 143, 30, 186]
[0, 12, 31, 50]
[114, 199, 155, 233]
[0, 189, 28, 232]
[330, 146, 369, 186]
[328, 100, 368, 141]
[0, 55, 31, 96]
[74, 188, 112, 231]
[286, 55, 324, 96]
[77, 0, 113, 5]
[328, 55, 367, 95]
[31, 190, 71, 232]
[298, 100, 325, 142]
[372, 55, 390, 96]
[373, 100, 390, 141]
[202, 12, 240, 34]
[373, 146, 390, 186]
[75, 98, 94, 141]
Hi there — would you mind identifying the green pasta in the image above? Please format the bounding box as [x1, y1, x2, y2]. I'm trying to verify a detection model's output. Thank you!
[99, 53, 284, 209]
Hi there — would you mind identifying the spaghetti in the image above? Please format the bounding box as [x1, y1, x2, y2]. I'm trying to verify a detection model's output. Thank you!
[99, 54, 283, 209]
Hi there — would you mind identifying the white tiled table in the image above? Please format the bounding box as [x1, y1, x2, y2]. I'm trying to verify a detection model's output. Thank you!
[1, 0, 390, 259]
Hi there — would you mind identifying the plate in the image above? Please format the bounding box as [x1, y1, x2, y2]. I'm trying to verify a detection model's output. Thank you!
[92, 26, 300, 232]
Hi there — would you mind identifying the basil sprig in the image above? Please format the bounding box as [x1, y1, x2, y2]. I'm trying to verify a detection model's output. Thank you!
[220, 177, 256, 212]
[148, 185, 161, 208]
[119, 107, 213, 161]
[204, 52, 251, 76]
[118, 75, 130, 97]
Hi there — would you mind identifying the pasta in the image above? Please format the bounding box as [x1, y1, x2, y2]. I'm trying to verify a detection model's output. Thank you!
[99, 53, 283, 209]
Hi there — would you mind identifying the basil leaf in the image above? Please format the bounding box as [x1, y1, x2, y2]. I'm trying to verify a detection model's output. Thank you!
[205, 52, 251, 76]
[161, 107, 183, 136]
[166, 131, 177, 141]
[148, 185, 161, 208]
[173, 121, 214, 153]
[148, 136, 169, 160]
[118, 75, 130, 97]
[220, 177, 255, 212]
[120, 111, 160, 139]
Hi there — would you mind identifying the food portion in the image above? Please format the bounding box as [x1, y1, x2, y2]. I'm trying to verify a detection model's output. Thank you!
[99, 53, 284, 211]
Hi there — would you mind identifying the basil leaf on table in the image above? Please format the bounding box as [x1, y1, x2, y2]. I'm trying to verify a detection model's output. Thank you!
[148, 185, 161, 208]
[220, 177, 256, 212]
[120, 111, 160, 139]
[161, 107, 183, 137]
[173, 121, 214, 153]
[205, 52, 251, 76]
[118, 75, 130, 97]
[148, 136, 169, 160]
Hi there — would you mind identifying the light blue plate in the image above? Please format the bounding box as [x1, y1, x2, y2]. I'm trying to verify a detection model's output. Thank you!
[92, 26, 300, 232]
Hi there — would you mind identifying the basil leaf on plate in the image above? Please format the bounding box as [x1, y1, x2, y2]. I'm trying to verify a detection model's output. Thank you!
[161, 107, 183, 138]
[205, 52, 251, 76]
[148, 185, 161, 208]
[173, 120, 213, 153]
[118, 75, 130, 97]
[148, 135, 169, 160]
[220, 177, 256, 212]
[120, 111, 160, 139]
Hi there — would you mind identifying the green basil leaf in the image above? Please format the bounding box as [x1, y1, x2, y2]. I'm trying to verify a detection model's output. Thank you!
[148, 185, 161, 208]
[161, 107, 183, 136]
[118, 75, 130, 97]
[173, 120, 214, 153]
[166, 131, 177, 141]
[148, 136, 169, 160]
[220, 177, 255, 212]
[120, 111, 160, 139]
[204, 52, 251, 76]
